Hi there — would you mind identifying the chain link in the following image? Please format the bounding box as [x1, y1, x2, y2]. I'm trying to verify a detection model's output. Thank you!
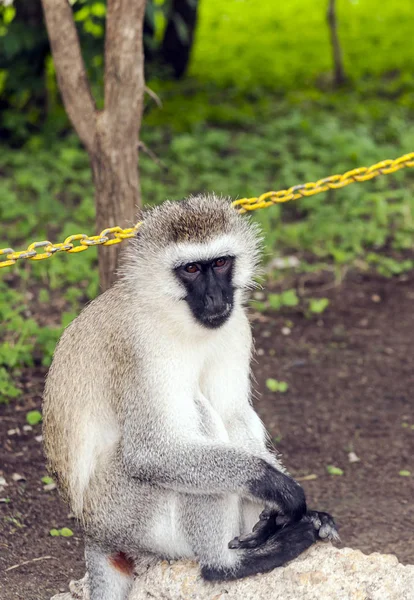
[0, 225, 142, 269]
[231, 152, 414, 212]
[1, 152, 413, 269]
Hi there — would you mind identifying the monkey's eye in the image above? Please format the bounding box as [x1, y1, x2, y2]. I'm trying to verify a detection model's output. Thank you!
[213, 257, 227, 268]
[184, 263, 199, 274]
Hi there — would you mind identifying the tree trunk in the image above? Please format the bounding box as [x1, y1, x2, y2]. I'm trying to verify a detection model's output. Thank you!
[92, 113, 141, 287]
[15, 0, 44, 26]
[327, 0, 346, 86]
[162, 0, 199, 78]
[40, 0, 146, 291]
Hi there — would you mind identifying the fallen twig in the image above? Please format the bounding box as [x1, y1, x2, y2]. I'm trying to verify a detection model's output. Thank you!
[296, 474, 318, 482]
[5, 555, 55, 572]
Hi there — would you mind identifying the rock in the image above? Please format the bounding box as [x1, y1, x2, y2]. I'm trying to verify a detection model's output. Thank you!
[51, 544, 414, 600]
[348, 451, 361, 463]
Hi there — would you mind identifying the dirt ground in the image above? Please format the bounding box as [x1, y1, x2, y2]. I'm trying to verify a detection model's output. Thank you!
[1, 271, 414, 600]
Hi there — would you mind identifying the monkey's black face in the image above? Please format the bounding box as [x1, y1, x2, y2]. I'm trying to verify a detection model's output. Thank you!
[175, 256, 235, 329]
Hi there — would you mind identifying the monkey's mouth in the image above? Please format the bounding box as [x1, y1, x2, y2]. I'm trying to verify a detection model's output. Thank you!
[201, 305, 232, 328]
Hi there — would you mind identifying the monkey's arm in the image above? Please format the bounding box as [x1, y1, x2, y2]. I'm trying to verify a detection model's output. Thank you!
[122, 439, 306, 521]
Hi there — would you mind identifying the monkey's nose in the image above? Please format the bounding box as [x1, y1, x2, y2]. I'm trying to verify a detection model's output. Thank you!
[205, 292, 226, 315]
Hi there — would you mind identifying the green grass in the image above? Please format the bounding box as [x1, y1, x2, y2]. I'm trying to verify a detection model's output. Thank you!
[191, 0, 414, 89]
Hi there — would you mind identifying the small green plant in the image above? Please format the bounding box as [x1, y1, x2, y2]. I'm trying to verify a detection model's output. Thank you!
[268, 290, 299, 311]
[26, 410, 42, 426]
[326, 465, 344, 476]
[399, 470, 411, 477]
[49, 527, 74, 537]
[50, 529, 60, 537]
[0, 278, 67, 402]
[266, 378, 289, 393]
[0, 367, 20, 403]
[249, 300, 267, 313]
[367, 254, 414, 277]
[38, 289, 51, 304]
[41, 476, 54, 485]
[60, 527, 74, 537]
[307, 298, 330, 315]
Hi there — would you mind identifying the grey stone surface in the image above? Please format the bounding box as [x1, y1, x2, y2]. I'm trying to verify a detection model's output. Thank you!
[52, 544, 414, 600]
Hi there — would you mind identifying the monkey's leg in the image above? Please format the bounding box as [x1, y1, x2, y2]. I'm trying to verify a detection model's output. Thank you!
[180, 493, 243, 573]
[179, 494, 316, 582]
[202, 518, 318, 581]
[85, 544, 134, 600]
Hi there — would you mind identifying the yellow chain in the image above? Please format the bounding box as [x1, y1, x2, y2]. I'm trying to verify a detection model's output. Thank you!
[1, 152, 413, 269]
[0, 226, 141, 269]
[232, 151, 414, 212]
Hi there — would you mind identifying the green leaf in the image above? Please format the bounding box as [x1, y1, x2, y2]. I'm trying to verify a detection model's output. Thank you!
[38, 289, 50, 304]
[268, 290, 299, 310]
[399, 470, 411, 477]
[41, 476, 54, 485]
[326, 465, 344, 476]
[50, 528, 60, 537]
[266, 378, 279, 392]
[280, 289, 299, 307]
[59, 527, 74, 537]
[90, 3, 106, 18]
[268, 294, 282, 311]
[74, 6, 90, 22]
[250, 300, 267, 312]
[308, 298, 330, 314]
[266, 378, 288, 393]
[26, 410, 42, 426]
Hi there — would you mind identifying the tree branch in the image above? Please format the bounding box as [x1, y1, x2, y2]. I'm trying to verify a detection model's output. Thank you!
[40, 0, 97, 151]
[104, 0, 146, 146]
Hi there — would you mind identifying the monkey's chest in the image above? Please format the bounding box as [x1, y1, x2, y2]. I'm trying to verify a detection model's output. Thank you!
[194, 393, 231, 443]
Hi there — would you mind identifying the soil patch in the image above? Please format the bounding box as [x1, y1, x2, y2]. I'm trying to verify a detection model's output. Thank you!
[1, 272, 414, 599]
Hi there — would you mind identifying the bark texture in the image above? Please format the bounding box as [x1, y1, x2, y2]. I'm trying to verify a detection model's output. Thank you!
[327, 0, 346, 86]
[40, 0, 146, 290]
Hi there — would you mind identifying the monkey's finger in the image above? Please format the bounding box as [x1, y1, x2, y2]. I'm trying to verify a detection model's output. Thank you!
[230, 518, 277, 549]
[228, 533, 262, 550]
[228, 537, 243, 549]
[252, 518, 270, 532]
[259, 507, 277, 521]
[228, 525, 267, 548]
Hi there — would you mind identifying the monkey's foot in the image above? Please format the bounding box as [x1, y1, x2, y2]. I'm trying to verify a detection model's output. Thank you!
[51, 574, 89, 600]
[229, 508, 339, 550]
[306, 510, 340, 542]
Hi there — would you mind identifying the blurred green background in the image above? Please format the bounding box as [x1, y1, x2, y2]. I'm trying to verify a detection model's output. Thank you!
[0, 0, 413, 400]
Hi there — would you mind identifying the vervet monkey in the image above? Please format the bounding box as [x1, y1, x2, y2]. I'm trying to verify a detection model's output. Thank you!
[43, 194, 337, 600]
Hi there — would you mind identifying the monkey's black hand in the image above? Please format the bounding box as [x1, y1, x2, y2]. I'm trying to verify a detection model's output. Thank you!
[228, 509, 280, 550]
[306, 510, 340, 541]
[249, 462, 307, 522]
